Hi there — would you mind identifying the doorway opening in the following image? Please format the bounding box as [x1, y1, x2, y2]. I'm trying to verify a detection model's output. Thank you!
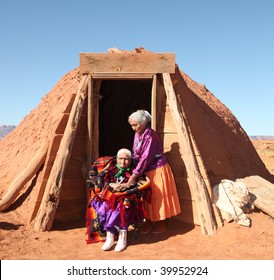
[98, 79, 152, 156]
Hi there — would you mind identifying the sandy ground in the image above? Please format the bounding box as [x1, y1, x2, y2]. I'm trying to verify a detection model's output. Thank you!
[0, 139, 273, 261]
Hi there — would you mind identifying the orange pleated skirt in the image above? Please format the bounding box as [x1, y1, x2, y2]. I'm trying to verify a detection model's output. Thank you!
[145, 163, 181, 221]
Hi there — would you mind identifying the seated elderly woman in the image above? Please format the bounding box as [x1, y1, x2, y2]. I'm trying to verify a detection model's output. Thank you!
[86, 148, 150, 252]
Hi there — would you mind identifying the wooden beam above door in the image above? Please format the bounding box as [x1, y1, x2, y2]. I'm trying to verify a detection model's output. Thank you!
[89, 72, 154, 80]
[80, 53, 175, 75]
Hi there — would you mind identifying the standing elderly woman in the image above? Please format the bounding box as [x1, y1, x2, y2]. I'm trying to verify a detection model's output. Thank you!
[127, 109, 181, 233]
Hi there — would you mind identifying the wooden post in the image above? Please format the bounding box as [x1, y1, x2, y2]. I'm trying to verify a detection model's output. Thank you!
[93, 86, 99, 161]
[32, 75, 89, 231]
[91, 80, 101, 162]
[86, 75, 93, 181]
[162, 73, 216, 236]
[0, 138, 49, 211]
[151, 74, 157, 130]
[189, 131, 223, 229]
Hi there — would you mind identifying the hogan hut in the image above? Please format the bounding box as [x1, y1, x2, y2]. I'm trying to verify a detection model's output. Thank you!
[0, 47, 273, 236]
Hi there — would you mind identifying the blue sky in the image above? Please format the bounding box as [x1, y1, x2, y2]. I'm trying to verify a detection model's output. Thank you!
[0, 0, 273, 135]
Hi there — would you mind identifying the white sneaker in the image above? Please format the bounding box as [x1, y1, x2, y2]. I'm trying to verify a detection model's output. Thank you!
[114, 230, 127, 252]
[101, 231, 114, 251]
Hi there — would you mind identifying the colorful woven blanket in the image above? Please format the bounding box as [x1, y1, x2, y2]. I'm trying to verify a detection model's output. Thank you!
[85, 156, 150, 244]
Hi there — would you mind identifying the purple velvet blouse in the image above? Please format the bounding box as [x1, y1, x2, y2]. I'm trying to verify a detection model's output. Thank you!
[132, 126, 168, 175]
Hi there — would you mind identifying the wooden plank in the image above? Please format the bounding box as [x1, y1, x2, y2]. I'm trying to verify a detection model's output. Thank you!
[91, 81, 100, 162]
[73, 115, 88, 136]
[71, 136, 87, 157]
[158, 105, 178, 133]
[162, 133, 181, 154]
[64, 157, 86, 178]
[0, 139, 49, 211]
[63, 94, 76, 113]
[151, 74, 157, 130]
[59, 178, 86, 200]
[90, 72, 154, 79]
[189, 132, 223, 228]
[236, 175, 274, 218]
[87, 76, 93, 178]
[33, 75, 89, 231]
[155, 77, 166, 130]
[55, 113, 70, 134]
[163, 73, 216, 236]
[80, 53, 175, 74]
[54, 199, 86, 222]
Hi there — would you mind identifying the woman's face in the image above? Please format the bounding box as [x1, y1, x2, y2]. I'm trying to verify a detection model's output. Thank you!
[129, 117, 146, 135]
[117, 151, 131, 168]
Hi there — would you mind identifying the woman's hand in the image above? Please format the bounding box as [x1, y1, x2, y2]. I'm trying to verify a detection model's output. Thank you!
[127, 174, 138, 186]
[110, 183, 128, 192]
[110, 183, 121, 191]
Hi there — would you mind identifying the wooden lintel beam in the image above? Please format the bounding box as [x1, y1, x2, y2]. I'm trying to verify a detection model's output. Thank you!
[80, 53, 175, 75]
[90, 72, 154, 80]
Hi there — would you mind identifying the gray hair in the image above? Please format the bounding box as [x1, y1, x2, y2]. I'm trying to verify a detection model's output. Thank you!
[117, 148, 132, 159]
[128, 109, 152, 125]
